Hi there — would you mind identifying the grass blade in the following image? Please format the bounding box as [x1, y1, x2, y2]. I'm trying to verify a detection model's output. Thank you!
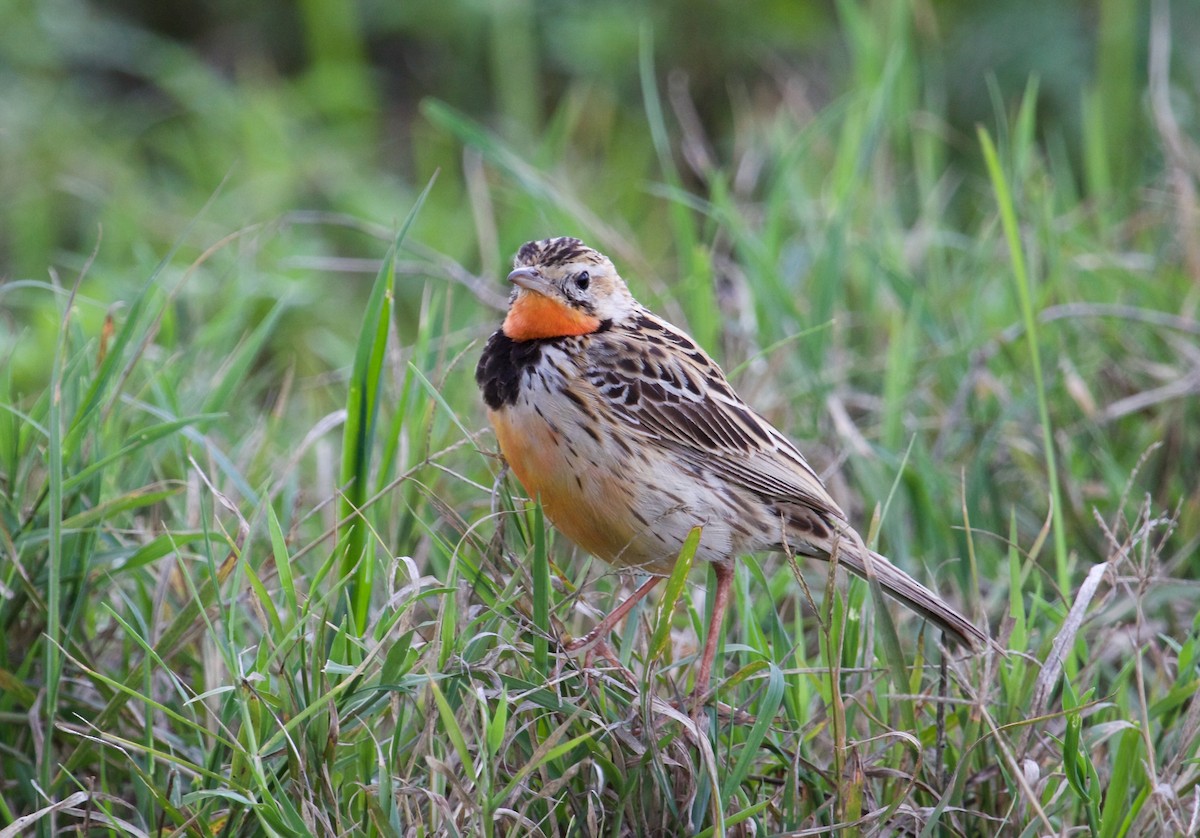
[720, 662, 784, 803]
[531, 502, 550, 673]
[338, 174, 436, 634]
[648, 526, 701, 665]
[978, 126, 1069, 598]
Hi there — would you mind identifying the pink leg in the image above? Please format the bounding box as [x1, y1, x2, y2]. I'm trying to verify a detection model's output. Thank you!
[563, 575, 662, 655]
[693, 562, 735, 709]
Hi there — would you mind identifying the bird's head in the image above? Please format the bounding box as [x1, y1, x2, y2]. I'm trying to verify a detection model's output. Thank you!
[501, 237, 637, 341]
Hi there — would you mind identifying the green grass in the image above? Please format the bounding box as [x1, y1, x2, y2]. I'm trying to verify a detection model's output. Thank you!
[2, 1, 1199, 835]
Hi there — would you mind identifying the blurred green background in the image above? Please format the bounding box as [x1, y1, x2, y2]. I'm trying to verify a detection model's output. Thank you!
[4, 0, 1192, 387]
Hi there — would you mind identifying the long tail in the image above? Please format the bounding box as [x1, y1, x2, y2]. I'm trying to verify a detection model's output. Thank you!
[830, 541, 988, 650]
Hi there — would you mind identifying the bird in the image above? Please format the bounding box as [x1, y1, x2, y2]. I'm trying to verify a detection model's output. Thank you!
[476, 236, 987, 702]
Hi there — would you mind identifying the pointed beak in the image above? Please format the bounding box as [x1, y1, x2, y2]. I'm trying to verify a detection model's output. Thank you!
[507, 267, 556, 297]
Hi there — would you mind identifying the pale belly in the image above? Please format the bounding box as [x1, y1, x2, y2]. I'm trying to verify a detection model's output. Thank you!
[488, 395, 753, 574]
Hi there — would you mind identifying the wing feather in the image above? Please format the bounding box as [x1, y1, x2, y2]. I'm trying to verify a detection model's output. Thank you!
[589, 312, 846, 521]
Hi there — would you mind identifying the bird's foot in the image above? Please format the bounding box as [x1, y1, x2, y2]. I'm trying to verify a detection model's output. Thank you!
[675, 690, 756, 729]
[558, 634, 639, 691]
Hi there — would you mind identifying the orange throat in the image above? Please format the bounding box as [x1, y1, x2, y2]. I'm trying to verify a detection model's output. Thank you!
[503, 292, 601, 341]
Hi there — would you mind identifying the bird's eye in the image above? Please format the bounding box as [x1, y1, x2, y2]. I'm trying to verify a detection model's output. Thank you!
[575, 271, 590, 291]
